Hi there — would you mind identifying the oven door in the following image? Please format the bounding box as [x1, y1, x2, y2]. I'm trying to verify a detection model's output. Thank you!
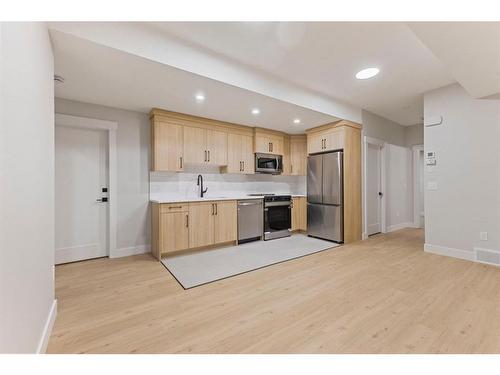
[264, 201, 291, 240]
[255, 153, 283, 174]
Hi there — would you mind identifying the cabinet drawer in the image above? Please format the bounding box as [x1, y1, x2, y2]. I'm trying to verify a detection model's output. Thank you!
[160, 203, 188, 213]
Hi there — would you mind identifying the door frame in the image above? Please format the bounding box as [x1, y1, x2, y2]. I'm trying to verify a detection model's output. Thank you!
[412, 144, 425, 228]
[55, 113, 118, 258]
[362, 136, 387, 239]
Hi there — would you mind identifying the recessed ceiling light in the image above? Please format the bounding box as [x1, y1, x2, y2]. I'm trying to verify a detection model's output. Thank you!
[355, 67, 380, 80]
[251, 108, 260, 115]
[195, 93, 205, 102]
[293, 118, 301, 124]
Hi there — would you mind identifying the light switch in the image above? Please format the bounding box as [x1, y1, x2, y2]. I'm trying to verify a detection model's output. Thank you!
[427, 181, 438, 191]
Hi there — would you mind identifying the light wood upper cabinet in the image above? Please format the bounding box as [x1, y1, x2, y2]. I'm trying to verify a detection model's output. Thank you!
[151, 121, 184, 171]
[225, 133, 254, 174]
[254, 129, 284, 155]
[290, 136, 307, 176]
[206, 130, 228, 166]
[307, 127, 344, 154]
[188, 202, 215, 248]
[183, 126, 207, 164]
[213, 200, 237, 243]
[183, 126, 228, 166]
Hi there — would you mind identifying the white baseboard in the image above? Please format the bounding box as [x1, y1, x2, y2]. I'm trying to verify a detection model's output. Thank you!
[55, 243, 103, 264]
[110, 244, 150, 258]
[36, 299, 57, 354]
[387, 222, 414, 233]
[424, 243, 475, 261]
[362, 232, 368, 240]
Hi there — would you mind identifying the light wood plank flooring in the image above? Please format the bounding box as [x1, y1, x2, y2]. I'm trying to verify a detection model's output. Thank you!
[47, 229, 500, 353]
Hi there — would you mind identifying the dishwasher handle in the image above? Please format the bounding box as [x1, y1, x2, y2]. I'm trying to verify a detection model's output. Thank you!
[238, 201, 263, 206]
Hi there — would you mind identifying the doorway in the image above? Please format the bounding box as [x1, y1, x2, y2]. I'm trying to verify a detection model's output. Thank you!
[363, 136, 386, 238]
[413, 145, 425, 228]
[54, 114, 117, 264]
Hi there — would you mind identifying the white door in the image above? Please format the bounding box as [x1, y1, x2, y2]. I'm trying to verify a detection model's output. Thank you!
[366, 143, 382, 235]
[55, 126, 109, 264]
[418, 150, 425, 228]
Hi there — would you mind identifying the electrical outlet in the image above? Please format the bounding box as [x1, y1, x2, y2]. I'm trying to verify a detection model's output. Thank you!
[480, 232, 488, 241]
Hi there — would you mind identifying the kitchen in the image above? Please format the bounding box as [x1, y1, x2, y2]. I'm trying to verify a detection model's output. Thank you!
[149, 108, 361, 288]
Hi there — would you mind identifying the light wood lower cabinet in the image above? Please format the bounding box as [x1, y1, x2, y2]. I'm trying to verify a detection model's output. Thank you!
[152, 200, 237, 260]
[291, 197, 307, 231]
[188, 202, 215, 248]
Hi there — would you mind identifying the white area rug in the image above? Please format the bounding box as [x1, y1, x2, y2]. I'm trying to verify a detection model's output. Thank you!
[161, 234, 339, 289]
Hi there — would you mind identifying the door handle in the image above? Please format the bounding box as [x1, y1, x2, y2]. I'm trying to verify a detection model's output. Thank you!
[378, 192, 383, 197]
[96, 197, 108, 203]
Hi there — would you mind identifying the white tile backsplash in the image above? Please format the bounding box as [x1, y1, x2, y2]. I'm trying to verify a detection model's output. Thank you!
[150, 166, 306, 201]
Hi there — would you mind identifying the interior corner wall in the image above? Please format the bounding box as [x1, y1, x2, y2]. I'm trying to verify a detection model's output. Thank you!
[54, 98, 150, 253]
[405, 124, 424, 147]
[361, 109, 406, 147]
[424, 83, 500, 256]
[0, 22, 55, 353]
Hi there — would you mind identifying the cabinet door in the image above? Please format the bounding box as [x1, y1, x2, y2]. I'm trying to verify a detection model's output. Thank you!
[290, 138, 307, 175]
[206, 130, 228, 166]
[291, 197, 300, 231]
[183, 126, 207, 164]
[214, 200, 237, 243]
[188, 202, 214, 248]
[241, 135, 254, 174]
[299, 197, 307, 230]
[270, 136, 284, 155]
[307, 132, 324, 154]
[281, 136, 291, 175]
[160, 212, 189, 254]
[255, 135, 271, 153]
[324, 129, 345, 151]
[152, 122, 183, 171]
[226, 133, 242, 173]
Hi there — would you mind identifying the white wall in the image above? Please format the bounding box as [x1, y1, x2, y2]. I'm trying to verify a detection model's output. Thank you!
[362, 109, 407, 147]
[405, 123, 424, 147]
[424, 84, 500, 258]
[0, 22, 56, 353]
[54, 98, 150, 252]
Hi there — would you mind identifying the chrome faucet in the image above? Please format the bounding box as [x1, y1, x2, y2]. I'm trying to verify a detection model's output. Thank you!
[197, 174, 208, 198]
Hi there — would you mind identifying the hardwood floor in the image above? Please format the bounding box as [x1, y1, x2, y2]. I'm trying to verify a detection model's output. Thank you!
[47, 229, 500, 353]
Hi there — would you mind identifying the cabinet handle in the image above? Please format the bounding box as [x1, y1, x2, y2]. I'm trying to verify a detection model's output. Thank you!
[215, 203, 218, 215]
[208, 150, 210, 162]
[242, 161, 245, 171]
[271, 142, 273, 152]
[169, 206, 182, 209]
[291, 164, 293, 174]
[204, 150, 207, 162]
[179, 156, 183, 169]
[212, 203, 215, 215]
[186, 214, 189, 227]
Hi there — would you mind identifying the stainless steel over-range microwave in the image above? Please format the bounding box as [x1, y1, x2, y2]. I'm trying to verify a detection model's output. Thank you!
[255, 153, 283, 174]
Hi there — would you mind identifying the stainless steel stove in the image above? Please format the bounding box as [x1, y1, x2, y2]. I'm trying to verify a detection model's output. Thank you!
[262, 194, 292, 240]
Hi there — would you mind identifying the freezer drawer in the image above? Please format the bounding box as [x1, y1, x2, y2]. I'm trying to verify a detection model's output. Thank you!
[307, 203, 343, 243]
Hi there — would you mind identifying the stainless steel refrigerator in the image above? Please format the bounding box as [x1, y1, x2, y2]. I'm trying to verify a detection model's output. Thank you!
[307, 151, 343, 242]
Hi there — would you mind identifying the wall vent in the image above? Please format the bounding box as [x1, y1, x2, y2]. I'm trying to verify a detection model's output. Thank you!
[475, 247, 500, 266]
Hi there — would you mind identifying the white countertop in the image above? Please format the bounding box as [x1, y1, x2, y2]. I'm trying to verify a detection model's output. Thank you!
[150, 194, 306, 204]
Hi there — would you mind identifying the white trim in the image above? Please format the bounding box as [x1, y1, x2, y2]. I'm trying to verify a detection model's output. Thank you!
[387, 222, 414, 233]
[424, 243, 475, 261]
[55, 243, 105, 264]
[412, 145, 424, 228]
[36, 299, 57, 354]
[55, 113, 118, 130]
[55, 113, 118, 260]
[110, 244, 150, 258]
[474, 247, 500, 266]
[363, 136, 387, 237]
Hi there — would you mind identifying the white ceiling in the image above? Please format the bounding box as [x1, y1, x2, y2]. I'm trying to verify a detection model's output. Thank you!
[149, 22, 458, 125]
[408, 22, 500, 99]
[51, 30, 339, 134]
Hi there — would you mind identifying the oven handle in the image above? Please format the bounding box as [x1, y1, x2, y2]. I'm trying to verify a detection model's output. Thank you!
[264, 201, 291, 207]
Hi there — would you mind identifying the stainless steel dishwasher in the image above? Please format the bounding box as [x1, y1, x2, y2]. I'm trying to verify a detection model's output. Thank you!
[237, 199, 263, 244]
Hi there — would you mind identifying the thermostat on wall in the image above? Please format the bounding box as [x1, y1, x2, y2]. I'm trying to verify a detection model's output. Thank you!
[426, 151, 436, 166]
